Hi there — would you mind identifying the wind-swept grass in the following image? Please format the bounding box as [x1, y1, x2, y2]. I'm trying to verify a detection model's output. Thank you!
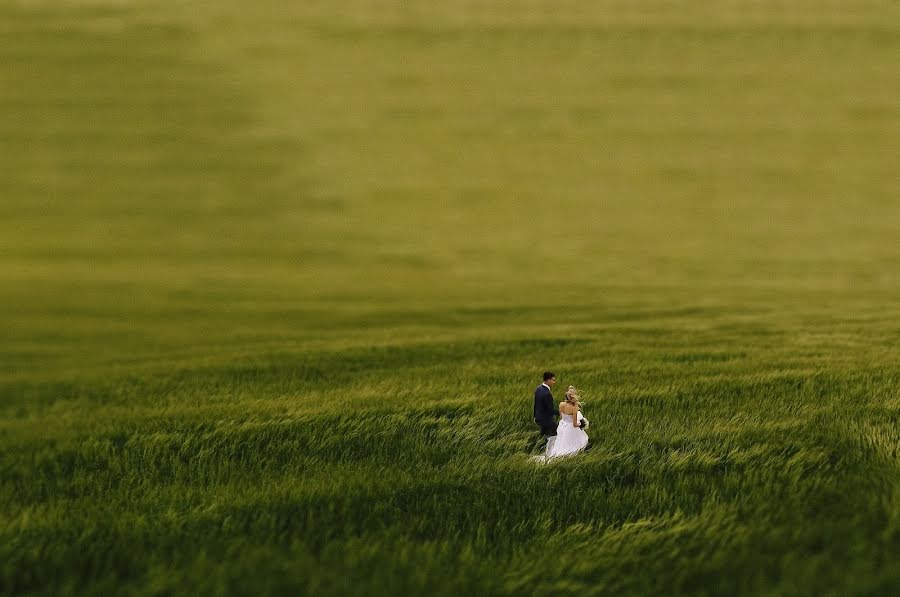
[1, 1, 898, 595]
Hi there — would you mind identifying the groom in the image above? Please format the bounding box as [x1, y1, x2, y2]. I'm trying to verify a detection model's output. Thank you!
[533, 371, 558, 453]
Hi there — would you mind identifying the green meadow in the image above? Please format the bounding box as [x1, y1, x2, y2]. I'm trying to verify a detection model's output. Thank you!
[1, 1, 898, 594]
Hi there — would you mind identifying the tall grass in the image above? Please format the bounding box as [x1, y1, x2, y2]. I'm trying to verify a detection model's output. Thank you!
[1, 1, 898, 595]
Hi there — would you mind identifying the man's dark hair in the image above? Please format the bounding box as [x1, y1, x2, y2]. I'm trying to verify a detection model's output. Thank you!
[543, 371, 556, 381]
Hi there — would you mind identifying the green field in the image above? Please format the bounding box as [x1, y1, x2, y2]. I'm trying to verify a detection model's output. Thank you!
[2, 1, 899, 594]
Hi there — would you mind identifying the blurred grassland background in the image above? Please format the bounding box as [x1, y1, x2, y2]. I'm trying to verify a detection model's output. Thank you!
[1, 1, 899, 595]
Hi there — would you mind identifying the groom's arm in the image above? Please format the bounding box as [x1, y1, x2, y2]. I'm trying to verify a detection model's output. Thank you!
[543, 392, 555, 419]
[535, 388, 550, 420]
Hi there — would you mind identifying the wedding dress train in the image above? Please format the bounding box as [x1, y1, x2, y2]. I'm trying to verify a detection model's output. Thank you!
[544, 411, 588, 459]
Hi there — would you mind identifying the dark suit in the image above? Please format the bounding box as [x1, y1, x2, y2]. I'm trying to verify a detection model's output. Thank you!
[533, 384, 558, 436]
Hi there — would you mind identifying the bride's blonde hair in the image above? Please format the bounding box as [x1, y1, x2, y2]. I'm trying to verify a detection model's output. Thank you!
[565, 385, 582, 408]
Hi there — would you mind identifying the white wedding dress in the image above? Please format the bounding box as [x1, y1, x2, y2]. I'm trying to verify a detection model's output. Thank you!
[544, 410, 589, 459]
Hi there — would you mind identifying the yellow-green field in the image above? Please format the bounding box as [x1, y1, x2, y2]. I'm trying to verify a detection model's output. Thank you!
[1, 2, 898, 595]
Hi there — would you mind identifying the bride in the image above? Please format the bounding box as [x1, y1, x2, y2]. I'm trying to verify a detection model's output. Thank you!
[543, 385, 589, 459]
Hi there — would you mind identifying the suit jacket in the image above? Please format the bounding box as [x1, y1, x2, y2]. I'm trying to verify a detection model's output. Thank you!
[533, 384, 557, 424]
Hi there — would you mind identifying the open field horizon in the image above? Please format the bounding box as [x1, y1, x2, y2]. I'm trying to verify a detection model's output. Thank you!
[2, 1, 899, 595]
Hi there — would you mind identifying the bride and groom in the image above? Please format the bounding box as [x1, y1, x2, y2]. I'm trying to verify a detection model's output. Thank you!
[533, 371, 589, 459]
